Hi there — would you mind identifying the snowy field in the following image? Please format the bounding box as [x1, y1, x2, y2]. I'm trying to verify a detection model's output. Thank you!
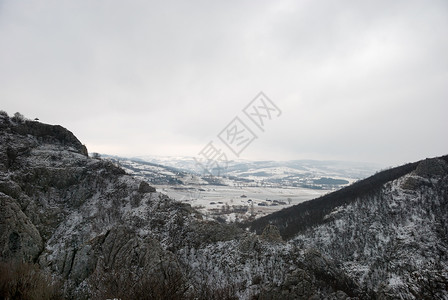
[156, 184, 329, 221]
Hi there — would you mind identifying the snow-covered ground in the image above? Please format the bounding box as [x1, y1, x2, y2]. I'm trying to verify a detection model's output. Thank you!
[102, 154, 380, 221]
[157, 184, 328, 221]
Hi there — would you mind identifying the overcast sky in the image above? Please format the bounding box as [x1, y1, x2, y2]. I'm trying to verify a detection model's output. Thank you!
[1, 0, 447, 166]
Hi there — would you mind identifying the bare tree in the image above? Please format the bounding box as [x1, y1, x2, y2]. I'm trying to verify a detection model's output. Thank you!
[12, 112, 25, 123]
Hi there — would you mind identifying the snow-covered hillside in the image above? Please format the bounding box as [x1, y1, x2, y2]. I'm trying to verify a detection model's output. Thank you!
[128, 155, 380, 187]
[292, 159, 448, 298]
[248, 156, 448, 299]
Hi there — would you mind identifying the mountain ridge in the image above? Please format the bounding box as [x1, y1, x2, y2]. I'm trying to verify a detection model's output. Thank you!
[247, 156, 448, 239]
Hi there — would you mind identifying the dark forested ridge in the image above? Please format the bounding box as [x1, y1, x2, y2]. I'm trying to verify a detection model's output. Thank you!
[247, 155, 448, 239]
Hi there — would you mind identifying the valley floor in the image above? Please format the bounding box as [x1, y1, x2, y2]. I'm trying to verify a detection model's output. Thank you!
[156, 184, 329, 221]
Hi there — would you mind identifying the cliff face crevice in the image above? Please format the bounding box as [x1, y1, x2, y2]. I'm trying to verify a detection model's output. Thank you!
[0, 193, 43, 262]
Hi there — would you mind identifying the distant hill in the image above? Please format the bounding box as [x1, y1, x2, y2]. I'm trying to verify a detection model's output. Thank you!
[111, 154, 380, 189]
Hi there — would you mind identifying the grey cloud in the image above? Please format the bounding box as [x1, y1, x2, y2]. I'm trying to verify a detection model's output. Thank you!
[0, 0, 447, 165]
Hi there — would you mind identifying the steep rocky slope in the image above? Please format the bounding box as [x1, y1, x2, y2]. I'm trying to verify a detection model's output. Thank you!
[291, 158, 448, 298]
[249, 156, 448, 299]
[0, 114, 242, 298]
[1, 112, 447, 299]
